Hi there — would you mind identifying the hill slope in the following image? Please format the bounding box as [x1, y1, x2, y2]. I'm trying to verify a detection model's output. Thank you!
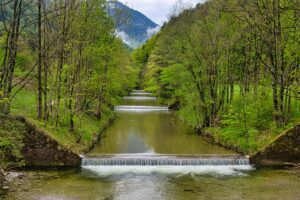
[108, 1, 160, 48]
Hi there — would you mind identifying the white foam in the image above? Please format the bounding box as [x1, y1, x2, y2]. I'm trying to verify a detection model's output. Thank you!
[82, 165, 255, 177]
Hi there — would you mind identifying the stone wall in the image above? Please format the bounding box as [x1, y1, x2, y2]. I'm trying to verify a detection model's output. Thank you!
[1, 115, 81, 168]
[251, 124, 300, 167]
[19, 117, 82, 167]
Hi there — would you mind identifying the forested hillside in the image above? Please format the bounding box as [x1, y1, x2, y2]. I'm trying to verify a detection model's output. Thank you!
[108, 1, 159, 48]
[133, 0, 300, 153]
[0, 0, 137, 168]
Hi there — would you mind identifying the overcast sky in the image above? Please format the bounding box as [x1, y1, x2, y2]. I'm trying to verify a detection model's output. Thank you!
[119, 0, 205, 25]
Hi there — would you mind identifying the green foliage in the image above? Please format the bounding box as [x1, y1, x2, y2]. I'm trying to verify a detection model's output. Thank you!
[10, 88, 115, 153]
[0, 0, 139, 158]
[139, 0, 300, 153]
[132, 35, 158, 67]
[132, 35, 158, 86]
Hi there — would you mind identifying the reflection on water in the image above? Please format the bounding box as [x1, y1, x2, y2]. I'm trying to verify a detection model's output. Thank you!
[91, 97, 232, 155]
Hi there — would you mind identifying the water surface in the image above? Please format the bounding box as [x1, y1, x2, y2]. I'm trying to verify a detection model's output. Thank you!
[90, 96, 231, 155]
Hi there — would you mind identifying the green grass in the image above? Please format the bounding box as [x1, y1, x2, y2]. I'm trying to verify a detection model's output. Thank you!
[10, 88, 115, 153]
[206, 86, 300, 154]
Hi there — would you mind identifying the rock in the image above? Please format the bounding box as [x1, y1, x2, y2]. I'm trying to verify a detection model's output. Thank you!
[2, 186, 9, 190]
[250, 124, 300, 167]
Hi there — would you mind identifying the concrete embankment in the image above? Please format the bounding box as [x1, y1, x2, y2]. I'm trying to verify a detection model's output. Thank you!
[0, 115, 82, 168]
[20, 117, 81, 167]
[250, 124, 300, 167]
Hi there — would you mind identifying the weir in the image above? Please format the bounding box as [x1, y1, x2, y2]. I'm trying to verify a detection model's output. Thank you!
[115, 105, 169, 112]
[82, 154, 251, 166]
[123, 96, 157, 100]
[130, 91, 153, 96]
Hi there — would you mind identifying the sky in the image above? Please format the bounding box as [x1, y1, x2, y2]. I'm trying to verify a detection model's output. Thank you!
[119, 0, 205, 25]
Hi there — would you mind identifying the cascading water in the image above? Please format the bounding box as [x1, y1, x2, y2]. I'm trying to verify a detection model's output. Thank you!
[81, 154, 254, 176]
[82, 155, 250, 166]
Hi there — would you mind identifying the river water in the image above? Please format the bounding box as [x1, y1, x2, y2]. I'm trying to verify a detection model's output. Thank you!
[3, 91, 300, 200]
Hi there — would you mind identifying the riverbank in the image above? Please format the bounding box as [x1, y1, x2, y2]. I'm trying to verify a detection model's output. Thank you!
[0, 103, 116, 179]
[0, 112, 115, 193]
[9, 88, 117, 154]
[0, 112, 115, 165]
[158, 98, 300, 167]
[155, 86, 299, 158]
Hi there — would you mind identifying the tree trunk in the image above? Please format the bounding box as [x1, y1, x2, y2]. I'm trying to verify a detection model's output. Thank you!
[55, 1, 67, 128]
[37, 0, 43, 119]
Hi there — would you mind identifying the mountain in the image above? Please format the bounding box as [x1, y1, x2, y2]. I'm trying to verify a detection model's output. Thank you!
[108, 1, 160, 49]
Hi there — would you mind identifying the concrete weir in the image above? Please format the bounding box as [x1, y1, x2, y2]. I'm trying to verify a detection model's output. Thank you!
[81, 154, 254, 175]
[82, 154, 251, 166]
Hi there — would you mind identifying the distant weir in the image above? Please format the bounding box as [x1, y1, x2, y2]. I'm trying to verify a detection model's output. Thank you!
[130, 92, 153, 96]
[82, 155, 251, 166]
[115, 105, 169, 112]
[123, 96, 157, 100]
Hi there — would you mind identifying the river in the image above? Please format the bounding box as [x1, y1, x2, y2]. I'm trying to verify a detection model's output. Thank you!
[3, 91, 300, 200]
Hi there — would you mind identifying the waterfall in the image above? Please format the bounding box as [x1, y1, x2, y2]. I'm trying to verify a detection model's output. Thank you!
[82, 155, 251, 166]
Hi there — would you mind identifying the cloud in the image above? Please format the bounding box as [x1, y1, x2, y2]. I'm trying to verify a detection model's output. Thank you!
[116, 30, 131, 45]
[116, 30, 139, 48]
[146, 26, 161, 37]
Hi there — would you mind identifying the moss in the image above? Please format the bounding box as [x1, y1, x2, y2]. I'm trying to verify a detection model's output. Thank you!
[0, 114, 26, 169]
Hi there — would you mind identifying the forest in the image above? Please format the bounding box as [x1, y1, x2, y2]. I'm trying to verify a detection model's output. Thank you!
[0, 0, 137, 168]
[133, 0, 300, 153]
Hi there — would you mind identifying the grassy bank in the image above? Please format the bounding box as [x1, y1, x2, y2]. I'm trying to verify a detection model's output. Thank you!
[10, 88, 116, 154]
[148, 85, 300, 155]
[174, 86, 300, 155]
[0, 87, 117, 169]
